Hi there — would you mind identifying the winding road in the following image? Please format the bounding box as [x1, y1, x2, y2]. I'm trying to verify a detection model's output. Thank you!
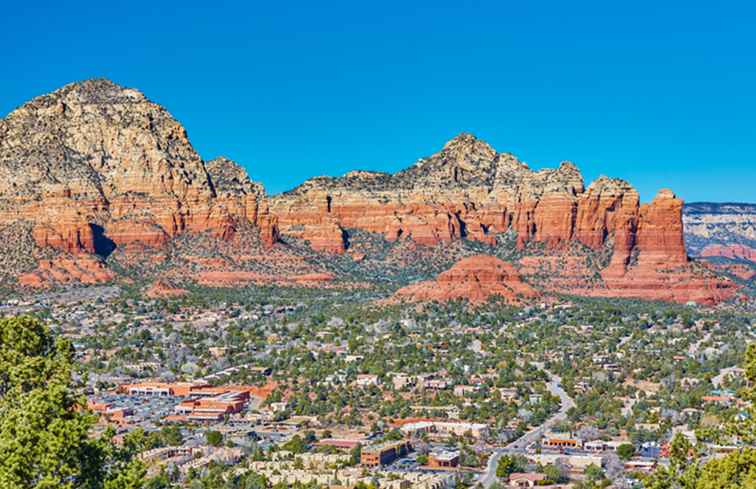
[479, 368, 575, 487]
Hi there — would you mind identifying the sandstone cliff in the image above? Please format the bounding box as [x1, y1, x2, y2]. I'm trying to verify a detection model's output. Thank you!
[0, 79, 276, 255]
[270, 134, 740, 304]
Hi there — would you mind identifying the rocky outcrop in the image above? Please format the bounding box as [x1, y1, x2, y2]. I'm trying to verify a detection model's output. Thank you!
[0, 80, 739, 304]
[270, 134, 729, 303]
[394, 255, 540, 305]
[205, 157, 279, 247]
[582, 190, 740, 305]
[18, 256, 115, 288]
[594, 266, 738, 306]
[637, 189, 688, 265]
[195, 270, 335, 287]
[271, 135, 589, 252]
[575, 176, 640, 270]
[0, 79, 277, 255]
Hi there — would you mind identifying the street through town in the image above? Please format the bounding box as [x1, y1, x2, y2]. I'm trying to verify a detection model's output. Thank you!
[479, 367, 576, 487]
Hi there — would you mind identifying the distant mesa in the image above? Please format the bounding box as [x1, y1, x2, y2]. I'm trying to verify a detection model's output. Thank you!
[683, 202, 756, 266]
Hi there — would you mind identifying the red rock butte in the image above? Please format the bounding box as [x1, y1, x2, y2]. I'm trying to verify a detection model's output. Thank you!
[0, 79, 278, 258]
[394, 255, 540, 305]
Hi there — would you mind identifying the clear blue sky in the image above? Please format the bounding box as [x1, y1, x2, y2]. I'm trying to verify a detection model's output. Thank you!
[2, 1, 754, 202]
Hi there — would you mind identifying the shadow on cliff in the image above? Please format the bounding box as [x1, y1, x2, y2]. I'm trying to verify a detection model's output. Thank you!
[91, 224, 116, 259]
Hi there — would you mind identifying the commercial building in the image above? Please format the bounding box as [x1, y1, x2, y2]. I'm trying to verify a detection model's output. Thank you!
[399, 420, 489, 439]
[88, 400, 132, 424]
[118, 382, 277, 401]
[119, 382, 201, 397]
[174, 391, 248, 421]
[542, 435, 583, 450]
[316, 438, 363, 450]
[361, 440, 412, 467]
[427, 450, 460, 469]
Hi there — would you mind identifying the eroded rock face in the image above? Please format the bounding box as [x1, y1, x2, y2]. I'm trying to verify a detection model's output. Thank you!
[637, 189, 688, 265]
[394, 254, 540, 305]
[270, 133, 678, 265]
[271, 135, 586, 252]
[0, 80, 736, 304]
[0, 79, 276, 254]
[205, 157, 279, 247]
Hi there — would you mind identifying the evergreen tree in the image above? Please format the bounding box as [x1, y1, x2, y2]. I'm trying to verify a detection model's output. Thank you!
[0, 315, 146, 489]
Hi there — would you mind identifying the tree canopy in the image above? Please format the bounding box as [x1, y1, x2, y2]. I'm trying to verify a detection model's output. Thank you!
[0, 315, 145, 489]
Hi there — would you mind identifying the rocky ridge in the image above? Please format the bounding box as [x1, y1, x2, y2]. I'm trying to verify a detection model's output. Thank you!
[270, 133, 687, 276]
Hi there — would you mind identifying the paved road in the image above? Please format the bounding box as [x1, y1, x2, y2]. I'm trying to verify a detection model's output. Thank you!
[479, 368, 575, 488]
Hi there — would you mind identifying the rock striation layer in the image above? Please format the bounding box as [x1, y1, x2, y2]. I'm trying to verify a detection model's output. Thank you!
[0, 79, 277, 255]
[394, 255, 540, 305]
[271, 135, 591, 253]
[271, 135, 738, 304]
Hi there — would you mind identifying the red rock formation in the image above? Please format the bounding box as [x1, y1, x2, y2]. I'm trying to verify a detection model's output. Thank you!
[195, 271, 267, 287]
[292, 272, 335, 284]
[270, 139, 585, 253]
[596, 265, 738, 305]
[105, 220, 170, 249]
[195, 270, 335, 287]
[31, 221, 96, 255]
[586, 189, 726, 304]
[636, 189, 688, 265]
[518, 251, 739, 306]
[394, 255, 540, 305]
[707, 262, 756, 281]
[0, 80, 278, 256]
[575, 177, 640, 270]
[302, 218, 348, 254]
[18, 256, 115, 288]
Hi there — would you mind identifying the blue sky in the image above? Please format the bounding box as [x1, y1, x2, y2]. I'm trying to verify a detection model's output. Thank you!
[2, 1, 754, 202]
